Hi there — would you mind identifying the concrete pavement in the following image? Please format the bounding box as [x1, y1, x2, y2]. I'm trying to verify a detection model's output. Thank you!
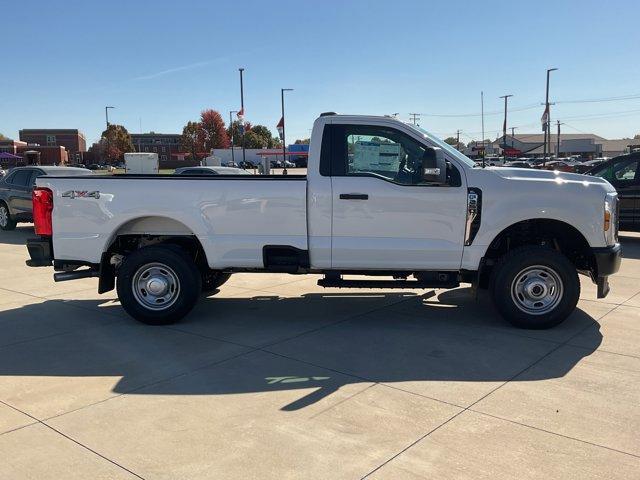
[0, 225, 638, 479]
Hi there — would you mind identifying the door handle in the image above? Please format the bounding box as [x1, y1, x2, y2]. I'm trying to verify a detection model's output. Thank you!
[339, 193, 368, 200]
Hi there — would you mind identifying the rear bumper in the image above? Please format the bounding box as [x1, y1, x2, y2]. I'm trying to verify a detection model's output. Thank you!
[591, 243, 622, 298]
[25, 237, 53, 267]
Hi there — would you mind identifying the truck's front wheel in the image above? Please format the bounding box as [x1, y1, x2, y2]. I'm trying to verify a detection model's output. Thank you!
[490, 246, 580, 329]
[117, 246, 201, 325]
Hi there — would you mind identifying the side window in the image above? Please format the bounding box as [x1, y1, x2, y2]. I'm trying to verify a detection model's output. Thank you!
[10, 170, 31, 187]
[331, 124, 460, 186]
[349, 128, 424, 185]
[594, 160, 639, 183]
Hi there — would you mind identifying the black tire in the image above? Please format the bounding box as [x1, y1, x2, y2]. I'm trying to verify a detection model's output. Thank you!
[116, 245, 202, 325]
[0, 202, 17, 231]
[202, 271, 232, 294]
[490, 246, 580, 329]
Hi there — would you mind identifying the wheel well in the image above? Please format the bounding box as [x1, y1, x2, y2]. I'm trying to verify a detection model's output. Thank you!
[478, 219, 594, 288]
[98, 234, 209, 294]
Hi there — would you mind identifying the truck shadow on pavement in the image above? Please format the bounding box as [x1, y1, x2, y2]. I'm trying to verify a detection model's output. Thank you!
[0, 289, 602, 411]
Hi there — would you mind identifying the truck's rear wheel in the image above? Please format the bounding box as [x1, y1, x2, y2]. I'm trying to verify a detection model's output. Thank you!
[117, 245, 201, 325]
[0, 203, 17, 231]
[490, 246, 580, 329]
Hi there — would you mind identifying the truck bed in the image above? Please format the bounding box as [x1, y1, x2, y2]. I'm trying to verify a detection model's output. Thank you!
[37, 174, 308, 269]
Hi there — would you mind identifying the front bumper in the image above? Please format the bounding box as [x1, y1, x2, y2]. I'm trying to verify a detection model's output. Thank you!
[591, 243, 622, 298]
[26, 237, 53, 267]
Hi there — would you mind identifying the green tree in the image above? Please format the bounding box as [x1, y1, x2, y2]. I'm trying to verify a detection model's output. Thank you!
[250, 125, 280, 148]
[227, 120, 252, 147]
[294, 138, 310, 145]
[243, 130, 268, 149]
[100, 124, 134, 163]
[0, 132, 8, 141]
[634, 133, 640, 140]
[181, 121, 204, 162]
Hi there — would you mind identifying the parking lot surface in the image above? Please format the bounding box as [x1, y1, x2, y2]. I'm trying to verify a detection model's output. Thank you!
[0, 226, 639, 479]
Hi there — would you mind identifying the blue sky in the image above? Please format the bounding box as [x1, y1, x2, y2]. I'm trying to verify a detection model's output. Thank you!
[3, 0, 640, 146]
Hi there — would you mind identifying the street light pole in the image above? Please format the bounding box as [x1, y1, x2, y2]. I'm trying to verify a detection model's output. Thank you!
[543, 68, 557, 166]
[481, 91, 485, 167]
[239, 68, 246, 164]
[281, 88, 293, 175]
[229, 110, 237, 166]
[499, 94, 513, 151]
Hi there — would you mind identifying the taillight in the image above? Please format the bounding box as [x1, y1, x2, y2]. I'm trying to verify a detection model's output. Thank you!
[32, 187, 53, 236]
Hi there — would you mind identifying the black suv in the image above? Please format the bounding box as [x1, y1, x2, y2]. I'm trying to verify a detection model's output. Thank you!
[587, 152, 640, 231]
[0, 166, 90, 230]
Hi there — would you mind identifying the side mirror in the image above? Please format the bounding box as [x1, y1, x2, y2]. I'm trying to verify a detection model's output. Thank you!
[422, 147, 447, 184]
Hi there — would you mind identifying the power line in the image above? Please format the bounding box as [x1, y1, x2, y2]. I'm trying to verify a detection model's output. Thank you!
[556, 94, 640, 104]
[411, 92, 640, 119]
[559, 108, 640, 121]
[417, 103, 539, 118]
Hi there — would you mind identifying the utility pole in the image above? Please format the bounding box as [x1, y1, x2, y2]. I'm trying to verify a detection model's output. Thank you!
[409, 113, 420, 126]
[543, 68, 558, 166]
[511, 126, 517, 148]
[456, 129, 461, 151]
[229, 110, 237, 166]
[499, 94, 513, 150]
[556, 120, 562, 157]
[238, 68, 246, 163]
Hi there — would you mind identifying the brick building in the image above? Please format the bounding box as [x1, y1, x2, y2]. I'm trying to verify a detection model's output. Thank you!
[130, 133, 196, 168]
[0, 139, 67, 167]
[19, 129, 86, 163]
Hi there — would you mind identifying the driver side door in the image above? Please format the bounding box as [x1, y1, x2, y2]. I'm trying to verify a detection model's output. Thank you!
[329, 122, 468, 270]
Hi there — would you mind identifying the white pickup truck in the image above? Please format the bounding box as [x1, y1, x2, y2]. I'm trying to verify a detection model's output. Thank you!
[26, 114, 621, 329]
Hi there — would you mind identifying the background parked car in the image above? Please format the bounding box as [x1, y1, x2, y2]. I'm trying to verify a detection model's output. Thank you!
[573, 159, 606, 174]
[0, 166, 91, 230]
[174, 166, 251, 176]
[586, 152, 640, 231]
[503, 161, 532, 168]
[539, 160, 574, 172]
[237, 160, 256, 170]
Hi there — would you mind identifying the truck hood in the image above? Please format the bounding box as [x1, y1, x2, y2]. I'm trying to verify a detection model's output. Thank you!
[482, 167, 614, 191]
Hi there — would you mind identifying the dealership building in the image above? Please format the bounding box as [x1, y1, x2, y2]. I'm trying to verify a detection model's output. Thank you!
[488, 133, 638, 158]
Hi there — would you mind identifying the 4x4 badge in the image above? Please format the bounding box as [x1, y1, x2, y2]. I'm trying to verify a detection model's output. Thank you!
[61, 190, 100, 199]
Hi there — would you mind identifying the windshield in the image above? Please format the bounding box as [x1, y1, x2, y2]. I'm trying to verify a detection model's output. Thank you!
[408, 124, 476, 168]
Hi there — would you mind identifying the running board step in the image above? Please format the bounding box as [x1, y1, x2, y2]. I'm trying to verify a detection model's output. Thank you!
[317, 278, 459, 289]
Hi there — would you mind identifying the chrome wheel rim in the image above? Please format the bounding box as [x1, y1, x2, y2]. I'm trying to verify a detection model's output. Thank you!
[132, 263, 180, 311]
[511, 265, 563, 315]
[0, 206, 7, 227]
